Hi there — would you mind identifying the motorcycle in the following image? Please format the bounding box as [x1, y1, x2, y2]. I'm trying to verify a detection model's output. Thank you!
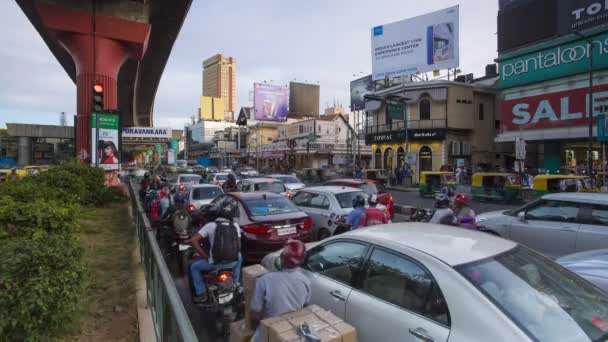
[156, 203, 193, 275]
[409, 207, 434, 222]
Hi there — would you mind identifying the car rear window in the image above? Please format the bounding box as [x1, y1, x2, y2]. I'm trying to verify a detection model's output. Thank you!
[276, 176, 301, 184]
[359, 183, 379, 194]
[254, 182, 286, 193]
[180, 176, 201, 183]
[192, 187, 223, 200]
[244, 197, 300, 216]
[215, 174, 228, 180]
[335, 191, 366, 208]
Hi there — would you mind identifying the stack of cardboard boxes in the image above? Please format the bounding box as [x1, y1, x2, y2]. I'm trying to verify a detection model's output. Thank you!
[230, 264, 357, 342]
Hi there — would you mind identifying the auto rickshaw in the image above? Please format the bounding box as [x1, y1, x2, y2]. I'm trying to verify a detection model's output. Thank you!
[23, 165, 49, 175]
[471, 173, 522, 203]
[596, 172, 608, 188]
[0, 168, 27, 182]
[418, 171, 456, 197]
[531, 174, 599, 198]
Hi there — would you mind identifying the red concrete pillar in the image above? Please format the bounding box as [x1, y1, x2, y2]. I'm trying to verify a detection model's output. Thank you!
[35, 2, 150, 162]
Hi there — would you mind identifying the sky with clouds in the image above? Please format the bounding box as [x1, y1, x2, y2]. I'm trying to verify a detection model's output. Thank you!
[0, 0, 498, 129]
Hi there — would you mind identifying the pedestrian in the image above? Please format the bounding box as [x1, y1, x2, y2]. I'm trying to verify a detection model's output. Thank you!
[395, 166, 402, 186]
[8, 168, 19, 182]
[455, 166, 463, 184]
[251, 240, 310, 342]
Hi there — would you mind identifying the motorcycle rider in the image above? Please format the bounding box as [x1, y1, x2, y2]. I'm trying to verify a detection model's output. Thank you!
[341, 194, 366, 230]
[430, 193, 456, 225]
[251, 240, 310, 342]
[223, 173, 238, 193]
[361, 194, 389, 226]
[189, 202, 242, 304]
[139, 172, 151, 200]
[453, 193, 476, 220]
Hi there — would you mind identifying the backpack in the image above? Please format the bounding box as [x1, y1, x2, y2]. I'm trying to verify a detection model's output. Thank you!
[212, 220, 239, 263]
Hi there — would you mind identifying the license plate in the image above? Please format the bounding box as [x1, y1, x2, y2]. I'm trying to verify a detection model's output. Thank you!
[277, 227, 297, 236]
[178, 244, 191, 251]
[218, 293, 233, 304]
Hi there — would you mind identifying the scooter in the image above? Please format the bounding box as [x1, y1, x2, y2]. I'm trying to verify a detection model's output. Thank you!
[409, 207, 434, 222]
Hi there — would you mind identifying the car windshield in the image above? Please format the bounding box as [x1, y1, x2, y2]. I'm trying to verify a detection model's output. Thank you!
[254, 182, 285, 193]
[276, 176, 301, 184]
[359, 183, 379, 194]
[180, 176, 201, 183]
[244, 197, 300, 216]
[191, 187, 223, 200]
[335, 191, 366, 208]
[215, 174, 229, 181]
[457, 246, 608, 342]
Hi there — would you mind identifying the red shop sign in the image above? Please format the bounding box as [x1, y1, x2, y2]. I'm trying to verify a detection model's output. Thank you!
[501, 84, 608, 131]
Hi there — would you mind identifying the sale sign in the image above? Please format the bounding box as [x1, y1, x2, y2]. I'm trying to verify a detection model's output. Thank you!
[501, 84, 608, 131]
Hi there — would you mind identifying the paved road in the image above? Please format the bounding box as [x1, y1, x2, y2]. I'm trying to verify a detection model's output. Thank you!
[388, 189, 524, 214]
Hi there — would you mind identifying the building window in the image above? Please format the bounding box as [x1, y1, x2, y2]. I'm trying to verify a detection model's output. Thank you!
[479, 103, 484, 120]
[419, 99, 431, 120]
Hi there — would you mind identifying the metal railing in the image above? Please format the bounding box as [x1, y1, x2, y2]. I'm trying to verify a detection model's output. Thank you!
[128, 180, 198, 342]
[362, 119, 447, 134]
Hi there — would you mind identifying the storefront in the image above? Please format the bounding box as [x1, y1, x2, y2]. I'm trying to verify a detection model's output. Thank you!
[121, 127, 176, 166]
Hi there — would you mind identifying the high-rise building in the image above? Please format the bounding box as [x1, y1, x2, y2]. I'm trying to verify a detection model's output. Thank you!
[202, 54, 237, 117]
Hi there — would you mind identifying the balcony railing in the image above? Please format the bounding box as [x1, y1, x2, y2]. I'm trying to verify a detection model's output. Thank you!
[361, 119, 447, 134]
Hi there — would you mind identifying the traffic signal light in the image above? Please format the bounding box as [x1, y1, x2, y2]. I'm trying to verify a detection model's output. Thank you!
[93, 83, 104, 111]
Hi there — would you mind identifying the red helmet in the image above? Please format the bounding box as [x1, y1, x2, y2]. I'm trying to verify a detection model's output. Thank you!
[281, 239, 306, 268]
[454, 193, 468, 206]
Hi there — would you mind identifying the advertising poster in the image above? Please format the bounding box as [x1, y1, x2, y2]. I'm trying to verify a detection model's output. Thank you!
[91, 112, 120, 187]
[350, 75, 375, 111]
[254, 83, 289, 121]
[371, 6, 459, 80]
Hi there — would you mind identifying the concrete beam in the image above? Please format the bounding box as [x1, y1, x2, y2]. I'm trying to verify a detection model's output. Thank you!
[7, 123, 75, 139]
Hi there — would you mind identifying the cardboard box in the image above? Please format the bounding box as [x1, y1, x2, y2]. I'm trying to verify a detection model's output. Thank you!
[333, 322, 357, 342]
[230, 319, 254, 342]
[316, 310, 342, 326]
[243, 264, 269, 329]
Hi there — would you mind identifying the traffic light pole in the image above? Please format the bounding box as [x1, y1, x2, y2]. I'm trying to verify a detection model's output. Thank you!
[95, 113, 99, 167]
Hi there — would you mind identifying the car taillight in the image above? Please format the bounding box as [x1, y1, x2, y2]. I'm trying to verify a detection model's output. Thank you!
[178, 184, 185, 191]
[242, 223, 271, 235]
[287, 192, 293, 199]
[216, 182, 221, 187]
[187, 205, 196, 213]
[299, 218, 313, 230]
[217, 272, 233, 282]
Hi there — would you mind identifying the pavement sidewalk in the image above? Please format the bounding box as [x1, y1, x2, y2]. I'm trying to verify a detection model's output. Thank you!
[386, 185, 419, 192]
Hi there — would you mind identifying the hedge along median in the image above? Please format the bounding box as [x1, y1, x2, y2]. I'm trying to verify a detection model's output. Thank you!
[0, 161, 127, 341]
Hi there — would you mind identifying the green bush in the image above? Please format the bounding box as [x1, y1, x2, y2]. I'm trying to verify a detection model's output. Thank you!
[0, 196, 79, 239]
[0, 178, 80, 205]
[0, 236, 85, 341]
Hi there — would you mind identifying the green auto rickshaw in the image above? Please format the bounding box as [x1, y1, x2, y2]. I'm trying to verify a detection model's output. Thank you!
[531, 174, 598, 199]
[471, 173, 522, 203]
[418, 171, 456, 197]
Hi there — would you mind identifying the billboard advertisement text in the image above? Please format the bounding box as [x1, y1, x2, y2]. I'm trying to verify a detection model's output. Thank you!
[91, 112, 120, 187]
[254, 83, 289, 121]
[371, 6, 459, 80]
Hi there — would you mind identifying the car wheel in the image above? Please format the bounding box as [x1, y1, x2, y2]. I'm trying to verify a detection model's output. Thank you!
[317, 228, 330, 241]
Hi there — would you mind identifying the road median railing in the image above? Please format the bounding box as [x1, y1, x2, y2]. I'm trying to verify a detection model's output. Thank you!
[128, 180, 198, 342]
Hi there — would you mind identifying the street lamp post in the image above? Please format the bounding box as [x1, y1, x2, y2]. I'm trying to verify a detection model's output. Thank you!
[574, 30, 595, 176]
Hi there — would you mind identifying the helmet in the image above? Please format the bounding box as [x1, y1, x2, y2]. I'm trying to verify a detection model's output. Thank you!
[228, 173, 235, 179]
[280, 239, 306, 268]
[144, 172, 150, 178]
[434, 193, 450, 208]
[454, 193, 468, 206]
[352, 194, 365, 208]
[368, 194, 378, 206]
[217, 202, 238, 221]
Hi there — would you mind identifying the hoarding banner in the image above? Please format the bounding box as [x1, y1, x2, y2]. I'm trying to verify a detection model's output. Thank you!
[558, 0, 608, 34]
[350, 75, 374, 111]
[254, 83, 289, 121]
[500, 84, 608, 131]
[499, 31, 608, 89]
[121, 127, 172, 139]
[286, 121, 315, 139]
[598, 114, 608, 142]
[91, 112, 120, 171]
[371, 6, 459, 80]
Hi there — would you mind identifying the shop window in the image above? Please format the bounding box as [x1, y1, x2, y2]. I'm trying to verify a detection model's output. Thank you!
[479, 103, 484, 120]
[419, 99, 431, 120]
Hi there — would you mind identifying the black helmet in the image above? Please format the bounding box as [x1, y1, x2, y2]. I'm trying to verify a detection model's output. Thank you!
[144, 172, 150, 178]
[434, 193, 450, 208]
[217, 202, 238, 221]
[228, 173, 235, 180]
[352, 194, 365, 208]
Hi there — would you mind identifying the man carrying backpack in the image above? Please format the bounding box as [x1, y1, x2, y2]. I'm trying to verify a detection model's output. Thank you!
[189, 202, 242, 304]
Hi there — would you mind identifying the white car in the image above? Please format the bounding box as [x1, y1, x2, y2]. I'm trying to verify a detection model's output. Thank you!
[268, 223, 608, 342]
[291, 186, 387, 240]
[476, 193, 608, 259]
[237, 177, 290, 197]
[267, 174, 306, 191]
[208, 172, 234, 186]
[186, 184, 224, 211]
[239, 167, 259, 178]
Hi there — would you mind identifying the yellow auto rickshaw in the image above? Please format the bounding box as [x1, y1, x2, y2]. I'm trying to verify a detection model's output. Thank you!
[0, 168, 27, 182]
[418, 171, 456, 197]
[472, 173, 522, 203]
[531, 175, 599, 199]
[23, 165, 49, 175]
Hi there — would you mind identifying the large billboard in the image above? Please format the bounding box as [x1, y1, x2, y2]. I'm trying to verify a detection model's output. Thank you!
[289, 82, 320, 118]
[371, 6, 459, 80]
[558, 0, 608, 34]
[254, 83, 289, 121]
[350, 75, 375, 111]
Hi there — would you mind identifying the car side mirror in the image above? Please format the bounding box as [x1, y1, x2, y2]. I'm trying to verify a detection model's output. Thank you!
[517, 211, 526, 222]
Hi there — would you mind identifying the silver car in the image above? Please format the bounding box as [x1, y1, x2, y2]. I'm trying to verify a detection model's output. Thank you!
[292, 186, 386, 240]
[186, 184, 223, 211]
[237, 177, 289, 197]
[558, 249, 608, 292]
[476, 193, 608, 259]
[280, 223, 608, 342]
[208, 172, 234, 186]
[267, 174, 306, 191]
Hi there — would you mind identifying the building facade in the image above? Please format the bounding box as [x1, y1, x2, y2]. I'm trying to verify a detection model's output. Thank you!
[1, 123, 75, 166]
[202, 54, 237, 115]
[364, 80, 500, 180]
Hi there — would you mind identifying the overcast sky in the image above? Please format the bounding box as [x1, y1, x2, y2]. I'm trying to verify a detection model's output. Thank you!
[0, 0, 498, 129]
